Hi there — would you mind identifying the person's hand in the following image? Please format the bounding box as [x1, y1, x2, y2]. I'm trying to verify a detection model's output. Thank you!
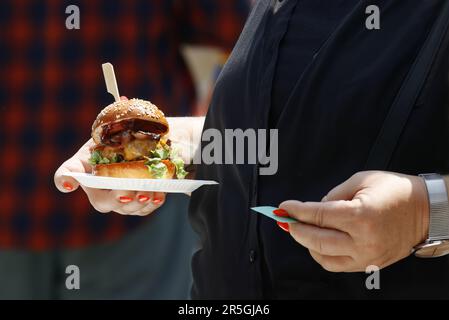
[54, 139, 166, 215]
[54, 95, 166, 215]
[277, 171, 430, 272]
[54, 142, 166, 216]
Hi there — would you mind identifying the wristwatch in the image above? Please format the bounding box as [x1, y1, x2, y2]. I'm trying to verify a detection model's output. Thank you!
[413, 173, 449, 258]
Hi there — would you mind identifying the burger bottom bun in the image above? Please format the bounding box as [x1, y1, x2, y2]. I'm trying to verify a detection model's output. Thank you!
[92, 160, 175, 179]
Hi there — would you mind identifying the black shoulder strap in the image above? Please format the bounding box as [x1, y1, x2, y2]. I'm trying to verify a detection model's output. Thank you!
[365, 1, 449, 170]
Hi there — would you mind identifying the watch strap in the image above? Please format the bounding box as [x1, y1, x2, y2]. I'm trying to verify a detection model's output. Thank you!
[419, 173, 449, 241]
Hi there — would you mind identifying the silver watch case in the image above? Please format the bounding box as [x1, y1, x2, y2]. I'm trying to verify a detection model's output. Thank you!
[414, 240, 449, 258]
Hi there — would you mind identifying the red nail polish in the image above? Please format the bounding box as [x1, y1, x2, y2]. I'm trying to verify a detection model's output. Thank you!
[273, 209, 289, 217]
[277, 221, 290, 232]
[138, 195, 150, 202]
[152, 198, 162, 205]
[119, 196, 133, 203]
[63, 181, 73, 191]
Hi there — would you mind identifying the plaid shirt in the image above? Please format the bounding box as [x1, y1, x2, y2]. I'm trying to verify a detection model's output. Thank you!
[0, 0, 249, 250]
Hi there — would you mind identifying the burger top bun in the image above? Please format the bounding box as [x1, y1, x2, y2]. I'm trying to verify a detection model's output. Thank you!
[91, 98, 169, 144]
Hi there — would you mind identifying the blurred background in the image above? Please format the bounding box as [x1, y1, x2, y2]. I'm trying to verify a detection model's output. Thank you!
[0, 0, 250, 299]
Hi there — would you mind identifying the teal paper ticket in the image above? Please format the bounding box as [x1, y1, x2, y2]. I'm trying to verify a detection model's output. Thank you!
[251, 206, 298, 223]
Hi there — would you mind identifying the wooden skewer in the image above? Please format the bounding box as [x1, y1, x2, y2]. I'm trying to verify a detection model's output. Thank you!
[102, 62, 120, 102]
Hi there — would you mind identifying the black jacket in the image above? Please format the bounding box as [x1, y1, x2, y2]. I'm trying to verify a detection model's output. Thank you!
[190, 0, 449, 299]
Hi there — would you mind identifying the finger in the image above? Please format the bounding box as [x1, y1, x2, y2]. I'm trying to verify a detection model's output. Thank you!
[55, 175, 79, 193]
[280, 200, 356, 230]
[133, 193, 166, 215]
[132, 199, 162, 216]
[151, 192, 166, 206]
[115, 195, 162, 216]
[309, 250, 355, 273]
[136, 191, 153, 204]
[324, 173, 364, 201]
[120, 96, 128, 101]
[115, 202, 151, 216]
[108, 190, 149, 213]
[81, 186, 121, 213]
[289, 221, 354, 256]
[109, 190, 137, 204]
[112, 190, 159, 214]
[54, 158, 85, 193]
[117, 195, 153, 214]
[115, 208, 145, 216]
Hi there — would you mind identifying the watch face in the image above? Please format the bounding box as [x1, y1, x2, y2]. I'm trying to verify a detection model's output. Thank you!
[415, 241, 449, 258]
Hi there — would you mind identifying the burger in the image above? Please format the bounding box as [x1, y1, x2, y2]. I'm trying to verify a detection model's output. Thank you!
[88, 98, 187, 179]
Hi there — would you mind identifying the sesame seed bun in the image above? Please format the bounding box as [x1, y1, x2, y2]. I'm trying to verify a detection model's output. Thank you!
[91, 98, 169, 144]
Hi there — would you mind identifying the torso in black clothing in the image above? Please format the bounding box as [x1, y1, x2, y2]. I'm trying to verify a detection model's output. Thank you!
[271, 0, 358, 126]
[189, 0, 449, 299]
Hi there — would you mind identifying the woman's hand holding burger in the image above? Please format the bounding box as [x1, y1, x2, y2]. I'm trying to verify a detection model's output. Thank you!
[54, 137, 167, 216]
[54, 97, 167, 216]
[54, 97, 204, 216]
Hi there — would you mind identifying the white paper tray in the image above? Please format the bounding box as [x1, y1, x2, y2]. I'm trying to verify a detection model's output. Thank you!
[63, 172, 218, 193]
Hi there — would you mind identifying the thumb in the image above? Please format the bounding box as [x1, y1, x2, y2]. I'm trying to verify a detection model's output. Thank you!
[323, 173, 364, 202]
[54, 157, 85, 193]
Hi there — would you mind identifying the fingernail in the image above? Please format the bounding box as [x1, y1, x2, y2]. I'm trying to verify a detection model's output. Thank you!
[277, 221, 290, 232]
[138, 195, 150, 202]
[273, 209, 289, 217]
[119, 196, 133, 203]
[322, 195, 328, 202]
[63, 181, 73, 191]
[152, 198, 163, 205]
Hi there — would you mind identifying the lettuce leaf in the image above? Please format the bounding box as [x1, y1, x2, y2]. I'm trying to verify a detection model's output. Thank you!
[172, 157, 188, 179]
[89, 150, 110, 165]
[145, 145, 188, 179]
[144, 156, 161, 164]
[168, 147, 188, 179]
[111, 153, 123, 163]
[150, 147, 170, 160]
[148, 162, 168, 179]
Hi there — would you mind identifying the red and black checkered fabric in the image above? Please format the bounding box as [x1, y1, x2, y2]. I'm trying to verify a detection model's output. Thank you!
[0, 0, 249, 250]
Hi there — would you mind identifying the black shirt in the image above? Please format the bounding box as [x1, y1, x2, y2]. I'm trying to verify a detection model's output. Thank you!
[190, 0, 449, 299]
[271, 0, 358, 126]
